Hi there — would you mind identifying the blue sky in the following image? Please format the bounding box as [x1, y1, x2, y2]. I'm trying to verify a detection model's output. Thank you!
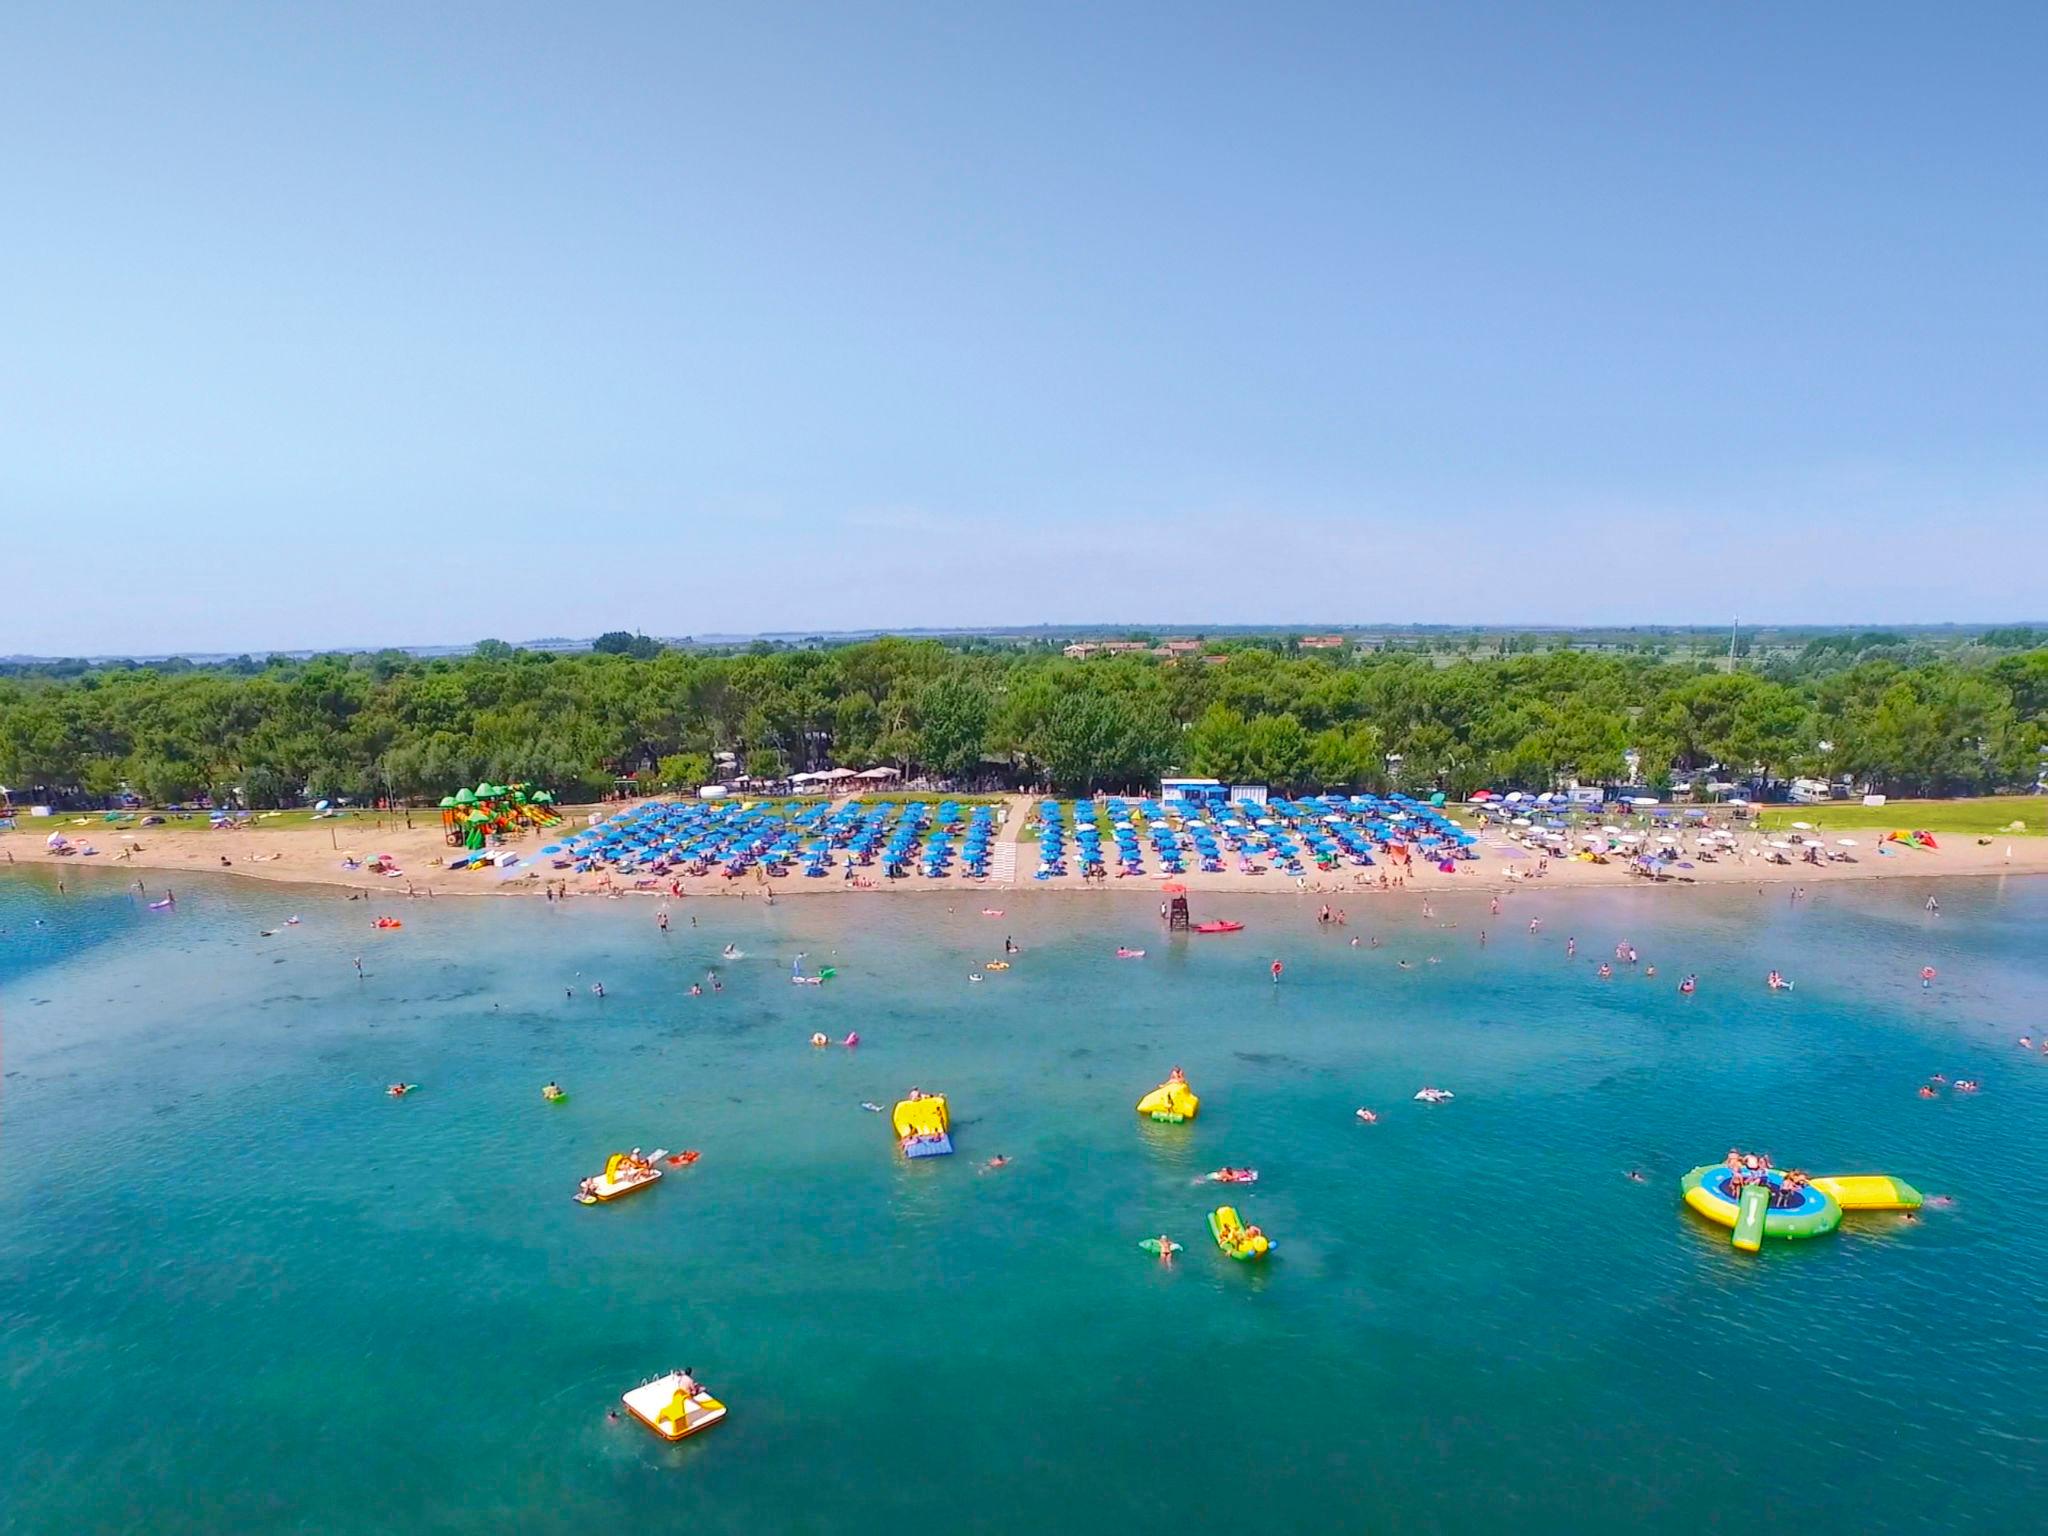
[3, 3, 2043, 654]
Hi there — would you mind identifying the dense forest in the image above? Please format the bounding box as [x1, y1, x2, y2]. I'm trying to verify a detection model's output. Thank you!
[1, 633, 2043, 806]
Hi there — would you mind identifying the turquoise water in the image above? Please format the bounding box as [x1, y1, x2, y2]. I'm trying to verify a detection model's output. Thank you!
[4, 870, 2045, 1534]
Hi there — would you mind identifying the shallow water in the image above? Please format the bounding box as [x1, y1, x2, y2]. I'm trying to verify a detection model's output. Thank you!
[4, 871, 2045, 1534]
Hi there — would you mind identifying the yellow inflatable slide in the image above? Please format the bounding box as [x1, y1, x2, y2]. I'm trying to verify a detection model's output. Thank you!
[892, 1093, 953, 1157]
[1136, 1075, 1199, 1123]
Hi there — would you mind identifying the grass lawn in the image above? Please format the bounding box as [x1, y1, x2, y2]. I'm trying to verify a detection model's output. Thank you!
[1756, 795, 2041, 836]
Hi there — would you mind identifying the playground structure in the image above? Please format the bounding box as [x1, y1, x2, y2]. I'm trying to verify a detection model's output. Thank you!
[437, 782, 561, 849]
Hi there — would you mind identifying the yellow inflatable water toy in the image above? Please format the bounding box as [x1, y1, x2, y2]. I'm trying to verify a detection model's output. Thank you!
[1208, 1205, 1272, 1261]
[986, 960, 1011, 971]
[892, 1093, 953, 1158]
[1681, 1164, 1921, 1252]
[622, 1371, 727, 1441]
[1136, 1073, 1199, 1123]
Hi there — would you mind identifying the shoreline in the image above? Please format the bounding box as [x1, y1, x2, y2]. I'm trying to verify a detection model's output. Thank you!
[6, 792, 2043, 902]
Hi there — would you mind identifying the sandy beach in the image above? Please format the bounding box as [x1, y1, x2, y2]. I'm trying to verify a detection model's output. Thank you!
[7, 795, 2043, 902]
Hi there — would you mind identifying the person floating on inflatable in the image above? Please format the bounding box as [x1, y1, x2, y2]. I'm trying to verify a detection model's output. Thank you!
[387, 1083, 415, 1097]
[543, 1082, 565, 1101]
[842, 1032, 860, 1048]
[1920, 966, 1937, 989]
[1679, 975, 1697, 995]
[1767, 971, 1792, 991]
[811, 1033, 830, 1047]
[1355, 1107, 1378, 1124]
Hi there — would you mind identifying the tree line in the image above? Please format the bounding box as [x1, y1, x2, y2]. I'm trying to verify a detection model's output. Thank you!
[0, 636, 2042, 806]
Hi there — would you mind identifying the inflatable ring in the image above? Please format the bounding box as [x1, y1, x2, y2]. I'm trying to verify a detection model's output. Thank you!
[1681, 1165, 1840, 1241]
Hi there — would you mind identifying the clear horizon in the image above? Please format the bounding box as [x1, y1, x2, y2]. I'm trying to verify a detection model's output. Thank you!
[5, 3, 2045, 655]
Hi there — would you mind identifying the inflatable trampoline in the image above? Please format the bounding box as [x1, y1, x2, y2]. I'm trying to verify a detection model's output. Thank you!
[1682, 1164, 1921, 1251]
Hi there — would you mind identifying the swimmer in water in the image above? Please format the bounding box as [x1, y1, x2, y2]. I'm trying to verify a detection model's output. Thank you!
[1355, 1108, 1378, 1123]
[689, 984, 702, 996]
[1625, 1169, 1646, 1183]
[1597, 962, 1613, 979]
[1644, 965, 1657, 978]
[1918, 1085, 1937, 1098]
[1529, 918, 1541, 933]
[981, 1155, 1010, 1172]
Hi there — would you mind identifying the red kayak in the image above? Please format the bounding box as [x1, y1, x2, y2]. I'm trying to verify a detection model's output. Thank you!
[1192, 920, 1244, 934]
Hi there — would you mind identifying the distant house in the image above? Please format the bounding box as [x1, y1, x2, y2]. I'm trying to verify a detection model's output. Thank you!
[1162, 638, 1203, 655]
[1100, 640, 1151, 654]
[1298, 634, 1346, 650]
[1062, 643, 1100, 660]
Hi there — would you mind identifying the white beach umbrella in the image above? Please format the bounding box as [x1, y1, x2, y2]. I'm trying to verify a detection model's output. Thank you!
[1791, 821, 1813, 830]
[1768, 839, 1794, 849]
[1511, 817, 1532, 827]
[1836, 837, 1859, 846]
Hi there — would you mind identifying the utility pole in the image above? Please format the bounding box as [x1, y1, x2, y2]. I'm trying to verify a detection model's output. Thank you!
[1727, 617, 1739, 670]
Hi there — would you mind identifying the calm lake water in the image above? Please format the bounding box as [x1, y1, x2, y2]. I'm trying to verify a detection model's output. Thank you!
[3, 870, 2045, 1534]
